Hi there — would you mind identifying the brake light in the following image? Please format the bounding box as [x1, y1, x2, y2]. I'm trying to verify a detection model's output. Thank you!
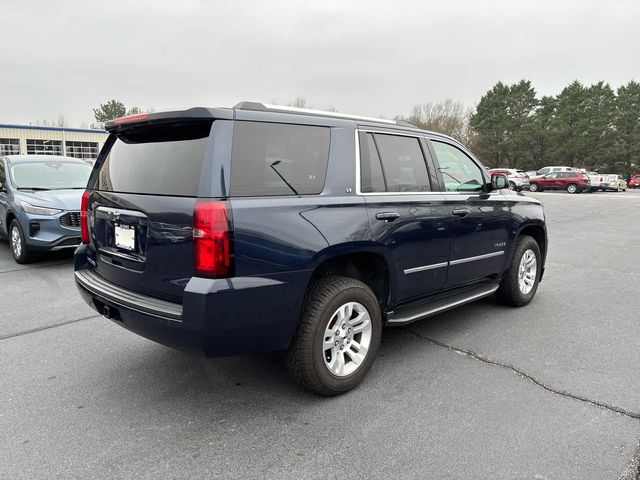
[193, 200, 233, 278]
[113, 113, 149, 124]
[80, 190, 90, 244]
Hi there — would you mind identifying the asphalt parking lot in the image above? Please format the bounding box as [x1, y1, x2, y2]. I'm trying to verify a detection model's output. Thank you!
[2, 190, 640, 479]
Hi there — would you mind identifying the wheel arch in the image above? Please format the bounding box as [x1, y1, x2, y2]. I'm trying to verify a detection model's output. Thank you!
[307, 247, 394, 315]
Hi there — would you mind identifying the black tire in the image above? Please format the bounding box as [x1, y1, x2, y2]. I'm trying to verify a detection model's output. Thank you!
[529, 183, 539, 192]
[9, 219, 32, 264]
[495, 235, 541, 307]
[285, 275, 382, 396]
[508, 181, 516, 191]
[566, 183, 578, 194]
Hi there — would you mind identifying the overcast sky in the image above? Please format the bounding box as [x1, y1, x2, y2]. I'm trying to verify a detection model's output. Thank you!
[1, 0, 639, 127]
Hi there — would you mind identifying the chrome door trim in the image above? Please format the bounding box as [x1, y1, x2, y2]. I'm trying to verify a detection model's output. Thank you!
[449, 250, 504, 266]
[404, 262, 448, 274]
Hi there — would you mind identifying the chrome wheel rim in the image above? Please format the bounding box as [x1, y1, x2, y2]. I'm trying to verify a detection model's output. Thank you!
[568, 185, 576, 193]
[323, 302, 372, 377]
[530, 184, 537, 192]
[10, 226, 22, 258]
[518, 249, 537, 295]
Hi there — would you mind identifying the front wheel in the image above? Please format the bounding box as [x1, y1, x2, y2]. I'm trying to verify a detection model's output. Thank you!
[495, 235, 542, 307]
[9, 219, 32, 264]
[566, 183, 578, 194]
[286, 276, 382, 396]
[508, 181, 516, 191]
[529, 183, 539, 192]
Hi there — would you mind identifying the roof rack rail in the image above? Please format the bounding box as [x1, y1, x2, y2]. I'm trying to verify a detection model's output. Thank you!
[233, 101, 398, 125]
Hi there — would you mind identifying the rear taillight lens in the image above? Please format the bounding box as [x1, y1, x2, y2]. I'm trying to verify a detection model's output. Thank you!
[80, 190, 90, 244]
[193, 200, 233, 278]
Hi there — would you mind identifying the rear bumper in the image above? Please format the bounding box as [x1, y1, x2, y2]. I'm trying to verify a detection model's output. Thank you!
[74, 256, 309, 356]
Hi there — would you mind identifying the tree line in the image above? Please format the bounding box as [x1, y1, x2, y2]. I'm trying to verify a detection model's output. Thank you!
[87, 81, 640, 175]
[403, 79, 640, 175]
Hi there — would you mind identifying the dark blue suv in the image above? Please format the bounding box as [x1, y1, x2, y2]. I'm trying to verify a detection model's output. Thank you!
[74, 103, 547, 395]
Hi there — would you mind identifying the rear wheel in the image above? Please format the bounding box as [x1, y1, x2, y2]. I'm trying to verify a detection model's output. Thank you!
[529, 183, 539, 192]
[286, 276, 382, 396]
[566, 183, 578, 194]
[496, 235, 541, 307]
[9, 220, 32, 264]
[508, 181, 516, 191]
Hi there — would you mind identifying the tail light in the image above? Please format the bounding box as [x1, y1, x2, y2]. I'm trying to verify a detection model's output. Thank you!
[193, 200, 233, 278]
[80, 190, 90, 244]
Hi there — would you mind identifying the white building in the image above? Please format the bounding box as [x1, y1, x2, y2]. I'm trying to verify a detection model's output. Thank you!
[0, 124, 109, 160]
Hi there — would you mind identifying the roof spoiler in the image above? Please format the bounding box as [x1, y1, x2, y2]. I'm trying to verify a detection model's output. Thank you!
[104, 107, 215, 132]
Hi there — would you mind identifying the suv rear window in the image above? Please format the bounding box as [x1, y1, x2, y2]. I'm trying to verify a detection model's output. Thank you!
[95, 122, 212, 197]
[230, 121, 330, 196]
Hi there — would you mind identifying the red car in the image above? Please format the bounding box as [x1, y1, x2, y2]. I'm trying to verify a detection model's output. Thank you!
[528, 170, 590, 194]
[629, 175, 640, 189]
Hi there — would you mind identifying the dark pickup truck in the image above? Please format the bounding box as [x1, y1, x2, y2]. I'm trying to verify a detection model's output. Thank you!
[74, 102, 547, 395]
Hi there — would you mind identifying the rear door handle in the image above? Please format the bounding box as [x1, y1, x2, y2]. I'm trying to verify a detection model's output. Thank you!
[451, 208, 470, 217]
[375, 212, 400, 221]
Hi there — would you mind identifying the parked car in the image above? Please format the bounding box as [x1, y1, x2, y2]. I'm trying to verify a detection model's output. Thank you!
[528, 170, 590, 193]
[582, 171, 606, 192]
[535, 166, 574, 176]
[487, 168, 530, 191]
[0, 155, 92, 263]
[629, 175, 640, 189]
[74, 103, 547, 396]
[600, 174, 627, 192]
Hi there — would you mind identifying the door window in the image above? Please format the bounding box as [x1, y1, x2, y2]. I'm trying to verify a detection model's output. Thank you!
[360, 133, 431, 193]
[358, 133, 386, 193]
[431, 141, 484, 192]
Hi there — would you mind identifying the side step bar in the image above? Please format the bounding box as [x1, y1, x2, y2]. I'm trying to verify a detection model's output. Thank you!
[386, 284, 499, 326]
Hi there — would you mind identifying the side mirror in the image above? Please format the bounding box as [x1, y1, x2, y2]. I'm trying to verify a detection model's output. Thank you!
[491, 173, 509, 190]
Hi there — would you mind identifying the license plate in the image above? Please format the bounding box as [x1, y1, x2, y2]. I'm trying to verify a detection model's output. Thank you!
[114, 224, 136, 251]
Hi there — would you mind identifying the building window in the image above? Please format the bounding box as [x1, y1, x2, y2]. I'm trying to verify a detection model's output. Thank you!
[65, 141, 99, 159]
[0, 138, 20, 156]
[26, 139, 63, 155]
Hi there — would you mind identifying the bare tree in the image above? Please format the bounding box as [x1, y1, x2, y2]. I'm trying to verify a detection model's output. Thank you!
[399, 99, 475, 145]
[33, 115, 67, 128]
[289, 96, 310, 109]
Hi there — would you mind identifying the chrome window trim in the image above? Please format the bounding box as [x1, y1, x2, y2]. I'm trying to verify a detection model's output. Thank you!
[354, 129, 443, 196]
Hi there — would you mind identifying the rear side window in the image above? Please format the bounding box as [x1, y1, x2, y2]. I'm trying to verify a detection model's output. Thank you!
[230, 122, 330, 196]
[373, 134, 431, 192]
[358, 132, 386, 193]
[96, 122, 212, 196]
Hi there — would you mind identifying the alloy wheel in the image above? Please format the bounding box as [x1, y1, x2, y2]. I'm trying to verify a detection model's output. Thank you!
[323, 302, 372, 377]
[518, 249, 537, 295]
[11, 225, 22, 259]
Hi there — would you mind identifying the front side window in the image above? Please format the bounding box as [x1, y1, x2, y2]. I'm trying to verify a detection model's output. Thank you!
[431, 141, 484, 192]
[231, 122, 330, 196]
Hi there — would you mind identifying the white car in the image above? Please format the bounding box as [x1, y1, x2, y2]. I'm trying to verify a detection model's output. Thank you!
[488, 168, 530, 191]
[536, 166, 574, 176]
[601, 174, 627, 192]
